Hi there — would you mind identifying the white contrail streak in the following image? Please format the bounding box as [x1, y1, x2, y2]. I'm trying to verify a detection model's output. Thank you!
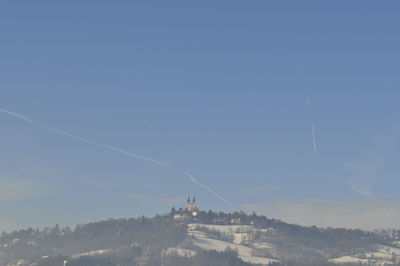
[311, 123, 317, 153]
[306, 96, 311, 112]
[306, 97, 318, 153]
[0, 108, 89, 143]
[100, 144, 238, 211]
[101, 144, 238, 211]
[181, 169, 239, 211]
[43, 126, 90, 143]
[99, 144, 175, 170]
[0, 108, 237, 211]
[0, 108, 38, 125]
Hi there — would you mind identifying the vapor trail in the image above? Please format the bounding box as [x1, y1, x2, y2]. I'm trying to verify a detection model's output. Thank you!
[0, 108, 38, 125]
[99, 144, 175, 170]
[0, 109, 90, 143]
[306, 97, 318, 153]
[99, 145, 238, 211]
[311, 124, 317, 153]
[101, 144, 238, 211]
[181, 169, 239, 211]
[0, 108, 237, 211]
[306, 96, 311, 112]
[43, 126, 90, 143]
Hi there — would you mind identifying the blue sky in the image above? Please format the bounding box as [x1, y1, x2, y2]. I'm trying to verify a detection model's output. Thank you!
[1, 1, 400, 230]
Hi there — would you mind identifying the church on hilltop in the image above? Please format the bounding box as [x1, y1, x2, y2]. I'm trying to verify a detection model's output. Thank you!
[186, 196, 197, 215]
[172, 196, 198, 222]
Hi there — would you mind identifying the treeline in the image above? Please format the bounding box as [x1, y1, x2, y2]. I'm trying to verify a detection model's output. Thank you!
[181, 210, 390, 257]
[163, 248, 259, 266]
[0, 210, 398, 266]
[0, 215, 186, 265]
[36, 249, 262, 266]
[263, 218, 387, 257]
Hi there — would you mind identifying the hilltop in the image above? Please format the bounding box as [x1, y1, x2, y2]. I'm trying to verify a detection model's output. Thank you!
[1, 205, 400, 266]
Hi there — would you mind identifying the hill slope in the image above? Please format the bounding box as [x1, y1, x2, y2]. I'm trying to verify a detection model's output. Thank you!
[0, 211, 399, 266]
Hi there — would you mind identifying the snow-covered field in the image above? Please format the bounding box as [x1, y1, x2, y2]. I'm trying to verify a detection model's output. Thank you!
[393, 241, 400, 247]
[330, 255, 371, 265]
[163, 247, 197, 257]
[330, 244, 400, 265]
[187, 226, 279, 265]
[70, 249, 113, 259]
[189, 224, 254, 233]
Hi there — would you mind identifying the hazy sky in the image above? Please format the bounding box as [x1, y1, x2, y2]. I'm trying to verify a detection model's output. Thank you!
[1, 1, 400, 231]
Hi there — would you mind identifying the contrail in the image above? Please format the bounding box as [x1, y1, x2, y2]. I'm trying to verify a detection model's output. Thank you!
[181, 169, 239, 211]
[100, 144, 239, 211]
[0, 108, 90, 143]
[0, 108, 38, 125]
[99, 144, 175, 170]
[306, 96, 311, 112]
[306, 97, 318, 153]
[43, 126, 90, 143]
[99, 145, 238, 211]
[0, 108, 237, 211]
[311, 123, 317, 153]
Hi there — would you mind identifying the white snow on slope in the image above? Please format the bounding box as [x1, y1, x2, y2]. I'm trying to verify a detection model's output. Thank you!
[70, 249, 113, 259]
[330, 255, 371, 264]
[163, 247, 197, 257]
[330, 244, 400, 265]
[190, 224, 254, 233]
[188, 230, 278, 265]
[392, 241, 400, 247]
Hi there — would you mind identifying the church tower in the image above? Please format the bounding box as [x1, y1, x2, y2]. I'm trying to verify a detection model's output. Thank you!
[186, 195, 197, 213]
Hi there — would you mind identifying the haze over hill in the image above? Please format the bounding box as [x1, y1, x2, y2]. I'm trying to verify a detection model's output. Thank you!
[1, 200, 400, 266]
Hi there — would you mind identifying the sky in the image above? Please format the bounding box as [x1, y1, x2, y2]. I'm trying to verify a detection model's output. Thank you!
[1, 1, 400, 231]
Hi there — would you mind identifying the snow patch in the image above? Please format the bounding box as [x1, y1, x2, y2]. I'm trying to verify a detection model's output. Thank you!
[330, 245, 400, 265]
[163, 247, 197, 257]
[188, 230, 278, 265]
[189, 223, 254, 233]
[70, 249, 113, 259]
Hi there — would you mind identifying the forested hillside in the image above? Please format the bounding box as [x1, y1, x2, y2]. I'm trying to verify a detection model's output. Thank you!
[0, 211, 399, 266]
